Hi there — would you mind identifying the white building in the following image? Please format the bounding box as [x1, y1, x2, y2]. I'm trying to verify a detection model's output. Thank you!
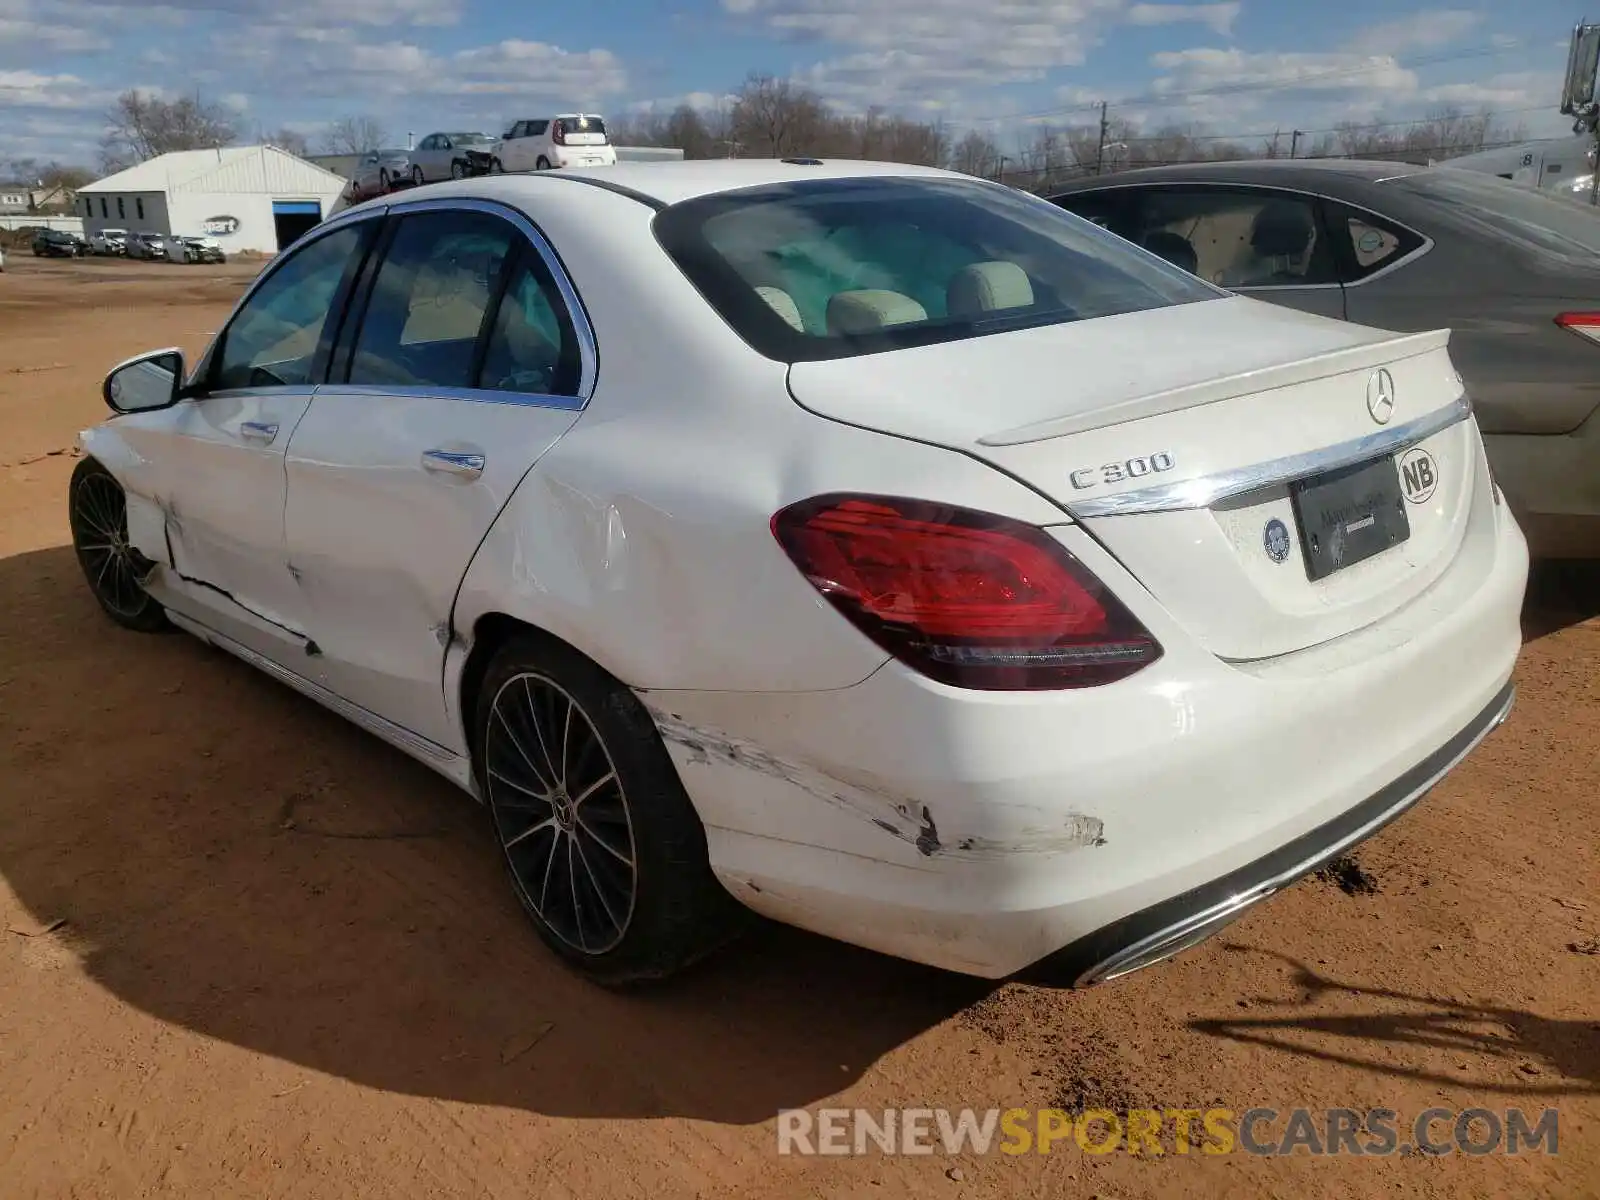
[77, 146, 348, 255]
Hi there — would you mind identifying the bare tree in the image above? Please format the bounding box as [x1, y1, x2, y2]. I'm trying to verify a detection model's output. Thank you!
[321, 116, 391, 156]
[99, 89, 237, 171]
[729, 74, 827, 158]
[267, 128, 312, 158]
[949, 128, 1002, 177]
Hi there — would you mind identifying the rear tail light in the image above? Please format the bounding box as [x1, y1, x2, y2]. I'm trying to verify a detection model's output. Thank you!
[771, 495, 1162, 691]
[552, 124, 567, 145]
[1555, 312, 1600, 345]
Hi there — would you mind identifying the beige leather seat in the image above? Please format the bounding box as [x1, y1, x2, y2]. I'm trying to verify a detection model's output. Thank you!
[755, 285, 806, 333]
[826, 289, 928, 335]
[946, 261, 1034, 318]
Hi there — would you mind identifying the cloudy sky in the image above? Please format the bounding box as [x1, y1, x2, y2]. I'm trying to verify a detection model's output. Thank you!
[0, 0, 1585, 168]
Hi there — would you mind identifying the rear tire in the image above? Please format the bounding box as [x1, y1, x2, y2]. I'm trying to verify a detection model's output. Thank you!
[536, 156, 551, 171]
[474, 634, 747, 986]
[68, 458, 171, 633]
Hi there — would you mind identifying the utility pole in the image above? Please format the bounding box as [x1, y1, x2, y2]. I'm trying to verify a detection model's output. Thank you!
[1094, 101, 1109, 175]
[1290, 129, 1302, 159]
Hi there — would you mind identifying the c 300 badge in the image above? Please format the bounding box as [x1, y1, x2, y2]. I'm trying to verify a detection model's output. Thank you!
[1263, 518, 1292, 564]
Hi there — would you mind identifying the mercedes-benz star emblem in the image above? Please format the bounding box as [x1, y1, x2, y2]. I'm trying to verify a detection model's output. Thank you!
[1366, 369, 1396, 426]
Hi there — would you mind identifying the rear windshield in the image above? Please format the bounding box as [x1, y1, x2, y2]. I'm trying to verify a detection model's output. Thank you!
[1390, 169, 1600, 256]
[556, 116, 607, 139]
[653, 176, 1220, 363]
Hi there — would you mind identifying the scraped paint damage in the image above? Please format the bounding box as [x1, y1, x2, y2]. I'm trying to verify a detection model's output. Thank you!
[645, 705, 1106, 861]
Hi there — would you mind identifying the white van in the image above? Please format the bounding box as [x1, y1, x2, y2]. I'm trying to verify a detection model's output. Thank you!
[491, 114, 617, 172]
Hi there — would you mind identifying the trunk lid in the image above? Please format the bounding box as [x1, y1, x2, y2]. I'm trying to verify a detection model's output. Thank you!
[786, 296, 1483, 661]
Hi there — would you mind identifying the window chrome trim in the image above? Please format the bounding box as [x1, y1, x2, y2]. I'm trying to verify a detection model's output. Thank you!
[1065, 393, 1472, 519]
[316, 382, 584, 412]
[380, 194, 598, 401]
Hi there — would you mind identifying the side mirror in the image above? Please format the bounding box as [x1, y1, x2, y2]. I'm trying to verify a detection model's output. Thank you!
[103, 348, 185, 415]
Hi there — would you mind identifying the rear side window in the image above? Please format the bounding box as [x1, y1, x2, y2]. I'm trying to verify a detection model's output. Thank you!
[1322, 201, 1426, 281]
[347, 210, 517, 388]
[477, 251, 582, 397]
[1130, 188, 1340, 288]
[654, 176, 1219, 364]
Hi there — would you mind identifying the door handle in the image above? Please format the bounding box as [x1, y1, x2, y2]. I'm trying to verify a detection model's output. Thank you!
[421, 449, 485, 479]
[239, 420, 279, 444]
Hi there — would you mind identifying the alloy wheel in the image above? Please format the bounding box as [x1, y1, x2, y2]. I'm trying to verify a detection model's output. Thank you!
[485, 672, 638, 955]
[72, 471, 149, 619]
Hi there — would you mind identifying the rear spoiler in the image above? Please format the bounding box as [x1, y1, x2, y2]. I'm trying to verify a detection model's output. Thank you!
[977, 327, 1454, 447]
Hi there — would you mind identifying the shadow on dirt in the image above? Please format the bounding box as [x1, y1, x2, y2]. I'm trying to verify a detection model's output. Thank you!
[0, 545, 989, 1124]
[1522, 559, 1600, 642]
[1191, 946, 1600, 1096]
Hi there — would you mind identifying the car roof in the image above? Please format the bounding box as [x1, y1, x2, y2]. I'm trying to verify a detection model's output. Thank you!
[1046, 158, 1434, 195]
[426, 158, 966, 208]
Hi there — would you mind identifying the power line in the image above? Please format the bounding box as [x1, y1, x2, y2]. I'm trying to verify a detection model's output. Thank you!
[970, 38, 1530, 128]
[1109, 104, 1550, 146]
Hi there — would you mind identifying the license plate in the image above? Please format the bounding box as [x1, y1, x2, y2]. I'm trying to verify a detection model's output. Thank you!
[1290, 455, 1410, 581]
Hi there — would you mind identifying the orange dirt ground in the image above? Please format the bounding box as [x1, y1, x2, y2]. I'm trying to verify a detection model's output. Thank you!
[0, 253, 1596, 1199]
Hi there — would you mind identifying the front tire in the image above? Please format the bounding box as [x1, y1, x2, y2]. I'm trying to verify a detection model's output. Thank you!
[451, 159, 466, 179]
[474, 634, 746, 985]
[411, 165, 424, 186]
[68, 458, 170, 633]
[490, 157, 504, 174]
[379, 168, 391, 191]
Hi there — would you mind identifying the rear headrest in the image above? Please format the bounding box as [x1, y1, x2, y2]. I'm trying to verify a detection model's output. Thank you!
[1140, 231, 1198, 275]
[826, 289, 928, 335]
[1250, 201, 1314, 257]
[755, 285, 805, 333]
[947, 261, 1034, 317]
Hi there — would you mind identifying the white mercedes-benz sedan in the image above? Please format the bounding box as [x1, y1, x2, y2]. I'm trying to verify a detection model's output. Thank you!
[72, 159, 1527, 988]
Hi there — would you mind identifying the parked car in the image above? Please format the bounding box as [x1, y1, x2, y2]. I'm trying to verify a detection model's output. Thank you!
[90, 228, 129, 256]
[347, 149, 416, 200]
[74, 160, 1526, 989]
[124, 232, 170, 260]
[170, 234, 226, 264]
[478, 114, 617, 173]
[1048, 160, 1600, 557]
[33, 228, 85, 257]
[409, 131, 498, 183]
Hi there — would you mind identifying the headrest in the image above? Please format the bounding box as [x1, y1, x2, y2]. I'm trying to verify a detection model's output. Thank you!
[1140, 231, 1198, 275]
[756, 285, 805, 332]
[826, 289, 928, 335]
[947, 261, 1035, 317]
[1250, 201, 1315, 257]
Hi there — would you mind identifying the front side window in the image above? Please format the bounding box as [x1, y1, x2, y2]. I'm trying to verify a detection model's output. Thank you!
[212, 223, 369, 390]
[347, 210, 517, 388]
[654, 176, 1218, 363]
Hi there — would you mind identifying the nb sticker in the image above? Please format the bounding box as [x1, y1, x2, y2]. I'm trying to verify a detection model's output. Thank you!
[1399, 447, 1438, 505]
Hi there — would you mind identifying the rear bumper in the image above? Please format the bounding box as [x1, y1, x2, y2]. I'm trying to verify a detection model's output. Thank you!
[644, 494, 1528, 980]
[1485, 414, 1600, 557]
[1025, 682, 1513, 987]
